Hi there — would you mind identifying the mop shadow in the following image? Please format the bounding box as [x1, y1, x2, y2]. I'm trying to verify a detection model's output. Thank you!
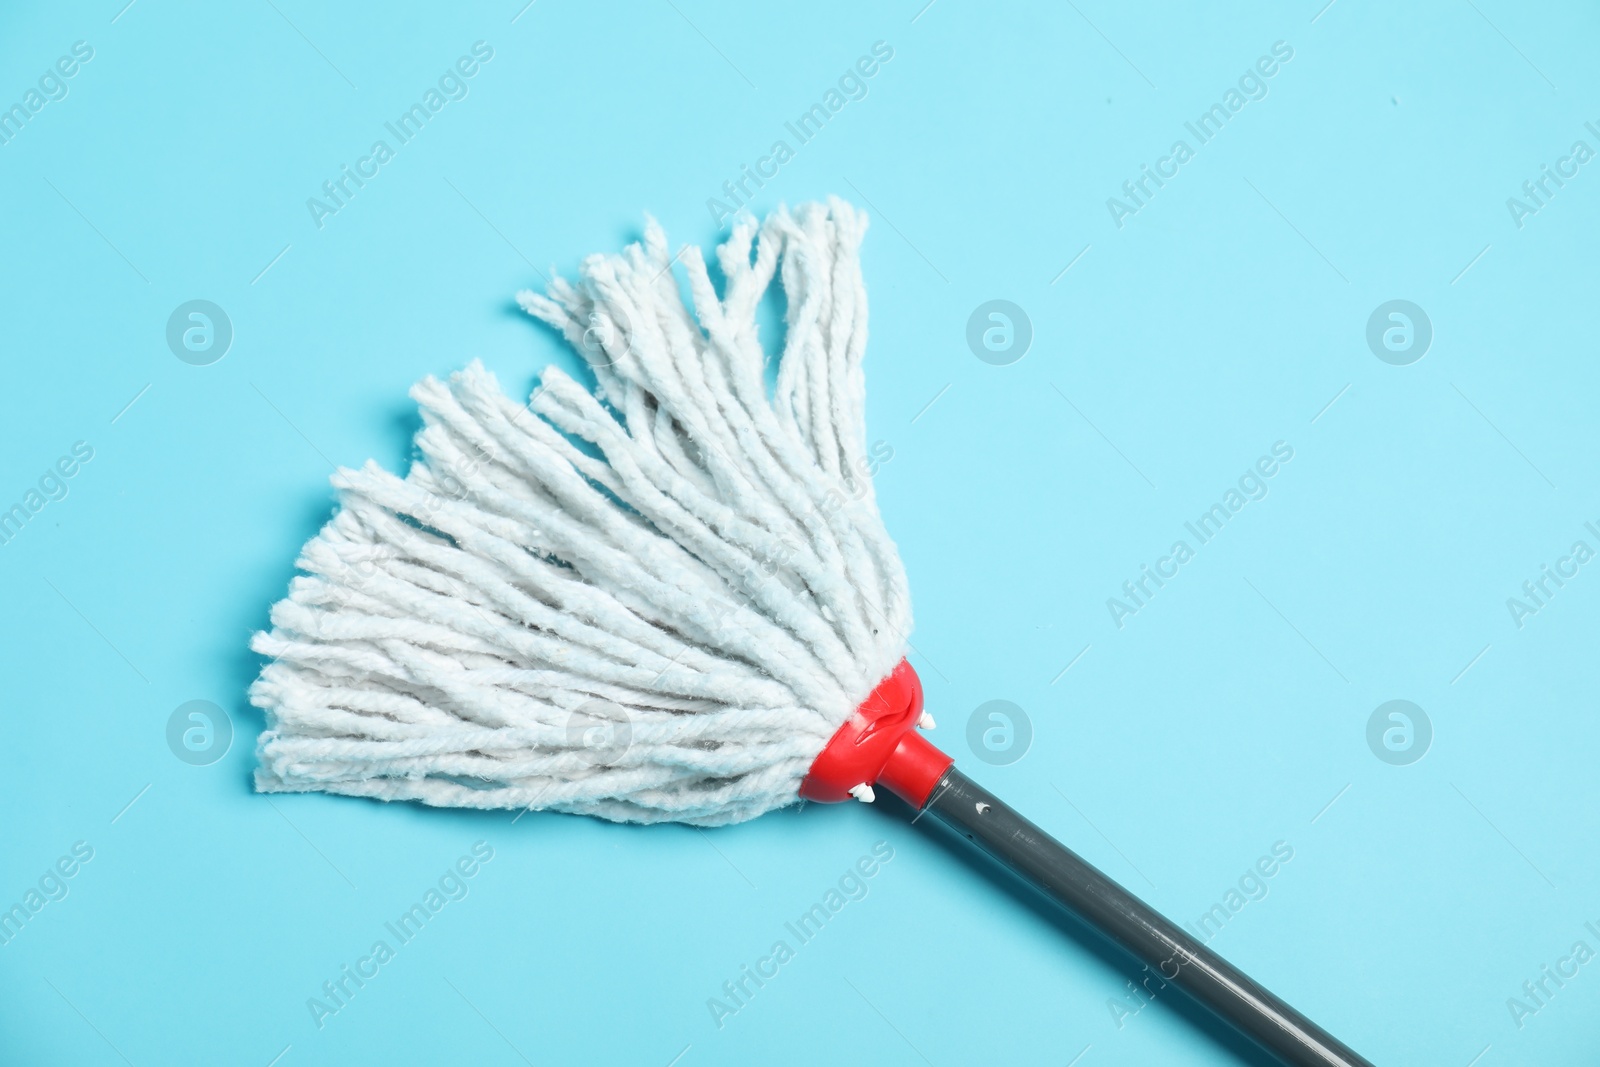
[224, 392, 424, 794]
[222, 486, 343, 792]
[878, 792, 1279, 1067]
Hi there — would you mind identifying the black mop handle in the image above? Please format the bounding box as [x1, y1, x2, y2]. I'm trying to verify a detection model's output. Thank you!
[919, 768, 1375, 1067]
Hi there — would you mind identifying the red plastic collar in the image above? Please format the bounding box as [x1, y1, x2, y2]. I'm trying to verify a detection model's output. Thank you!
[800, 660, 954, 809]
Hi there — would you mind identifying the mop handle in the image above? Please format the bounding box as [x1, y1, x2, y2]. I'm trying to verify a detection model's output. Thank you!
[918, 767, 1375, 1067]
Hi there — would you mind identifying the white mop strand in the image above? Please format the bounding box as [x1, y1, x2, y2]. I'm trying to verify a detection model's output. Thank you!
[250, 198, 912, 826]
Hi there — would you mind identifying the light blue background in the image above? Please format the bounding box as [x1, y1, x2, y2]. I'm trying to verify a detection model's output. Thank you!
[2, 1, 1597, 1064]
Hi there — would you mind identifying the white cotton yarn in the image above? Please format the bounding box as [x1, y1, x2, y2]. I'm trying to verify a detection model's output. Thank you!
[250, 198, 912, 827]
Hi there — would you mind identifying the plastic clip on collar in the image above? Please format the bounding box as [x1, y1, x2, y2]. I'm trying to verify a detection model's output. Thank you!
[799, 659, 952, 808]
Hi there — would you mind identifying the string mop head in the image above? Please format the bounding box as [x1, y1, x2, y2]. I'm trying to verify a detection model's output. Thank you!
[250, 198, 914, 826]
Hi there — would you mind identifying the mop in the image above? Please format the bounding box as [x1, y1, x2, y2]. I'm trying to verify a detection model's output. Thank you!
[250, 199, 1374, 1067]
